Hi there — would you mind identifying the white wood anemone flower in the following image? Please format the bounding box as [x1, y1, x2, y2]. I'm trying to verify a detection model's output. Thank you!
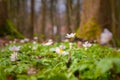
[24, 38, 30, 42]
[33, 36, 38, 40]
[9, 46, 21, 52]
[42, 39, 53, 46]
[20, 38, 30, 43]
[50, 46, 69, 55]
[65, 33, 76, 39]
[100, 28, 112, 44]
[20, 39, 25, 43]
[59, 45, 66, 49]
[82, 41, 92, 50]
[10, 52, 18, 62]
[55, 47, 69, 55]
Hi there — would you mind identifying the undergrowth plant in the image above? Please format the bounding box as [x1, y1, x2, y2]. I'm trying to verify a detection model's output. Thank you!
[0, 39, 120, 80]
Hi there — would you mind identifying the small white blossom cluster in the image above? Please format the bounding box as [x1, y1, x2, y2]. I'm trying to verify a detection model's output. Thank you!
[9, 46, 21, 62]
[42, 39, 53, 46]
[33, 36, 38, 40]
[20, 37, 38, 43]
[32, 37, 38, 44]
[50, 45, 69, 55]
[20, 38, 30, 43]
[9, 46, 21, 52]
[100, 28, 112, 45]
[82, 41, 92, 50]
[65, 33, 92, 50]
[8, 39, 17, 44]
[65, 33, 76, 39]
[19, 39, 25, 43]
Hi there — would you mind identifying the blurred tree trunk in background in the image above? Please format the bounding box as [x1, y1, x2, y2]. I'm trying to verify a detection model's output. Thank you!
[76, 0, 120, 47]
[76, 0, 112, 41]
[66, 0, 72, 33]
[0, 0, 7, 27]
[0, 0, 8, 37]
[29, 0, 34, 38]
[18, 0, 29, 38]
[21, 0, 29, 38]
[40, 0, 46, 40]
[54, 0, 61, 41]
[75, 0, 80, 31]
[0, 0, 23, 38]
[56, 1, 61, 42]
[8, 0, 28, 38]
[50, 0, 55, 39]
[110, 0, 120, 47]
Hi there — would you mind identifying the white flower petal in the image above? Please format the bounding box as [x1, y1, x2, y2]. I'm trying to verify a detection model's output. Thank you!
[20, 40, 25, 43]
[100, 28, 112, 44]
[34, 37, 38, 40]
[24, 38, 29, 42]
[52, 47, 69, 55]
[42, 39, 53, 46]
[82, 41, 92, 49]
[9, 46, 21, 52]
[65, 33, 76, 38]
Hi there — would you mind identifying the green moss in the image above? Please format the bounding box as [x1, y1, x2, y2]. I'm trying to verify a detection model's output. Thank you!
[76, 19, 101, 41]
[0, 19, 24, 39]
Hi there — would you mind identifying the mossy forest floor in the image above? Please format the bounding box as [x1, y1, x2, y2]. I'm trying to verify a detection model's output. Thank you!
[0, 37, 120, 80]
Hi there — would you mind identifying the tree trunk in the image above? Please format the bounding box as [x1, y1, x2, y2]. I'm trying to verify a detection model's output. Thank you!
[29, 0, 34, 38]
[0, 0, 7, 27]
[50, 0, 54, 39]
[75, 0, 80, 31]
[40, 0, 46, 41]
[0, 0, 23, 38]
[110, 0, 120, 47]
[0, 0, 8, 36]
[76, 0, 112, 41]
[17, 0, 28, 38]
[66, 0, 72, 33]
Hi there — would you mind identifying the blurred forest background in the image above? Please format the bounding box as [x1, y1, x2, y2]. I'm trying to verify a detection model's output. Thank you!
[1, 0, 120, 46]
